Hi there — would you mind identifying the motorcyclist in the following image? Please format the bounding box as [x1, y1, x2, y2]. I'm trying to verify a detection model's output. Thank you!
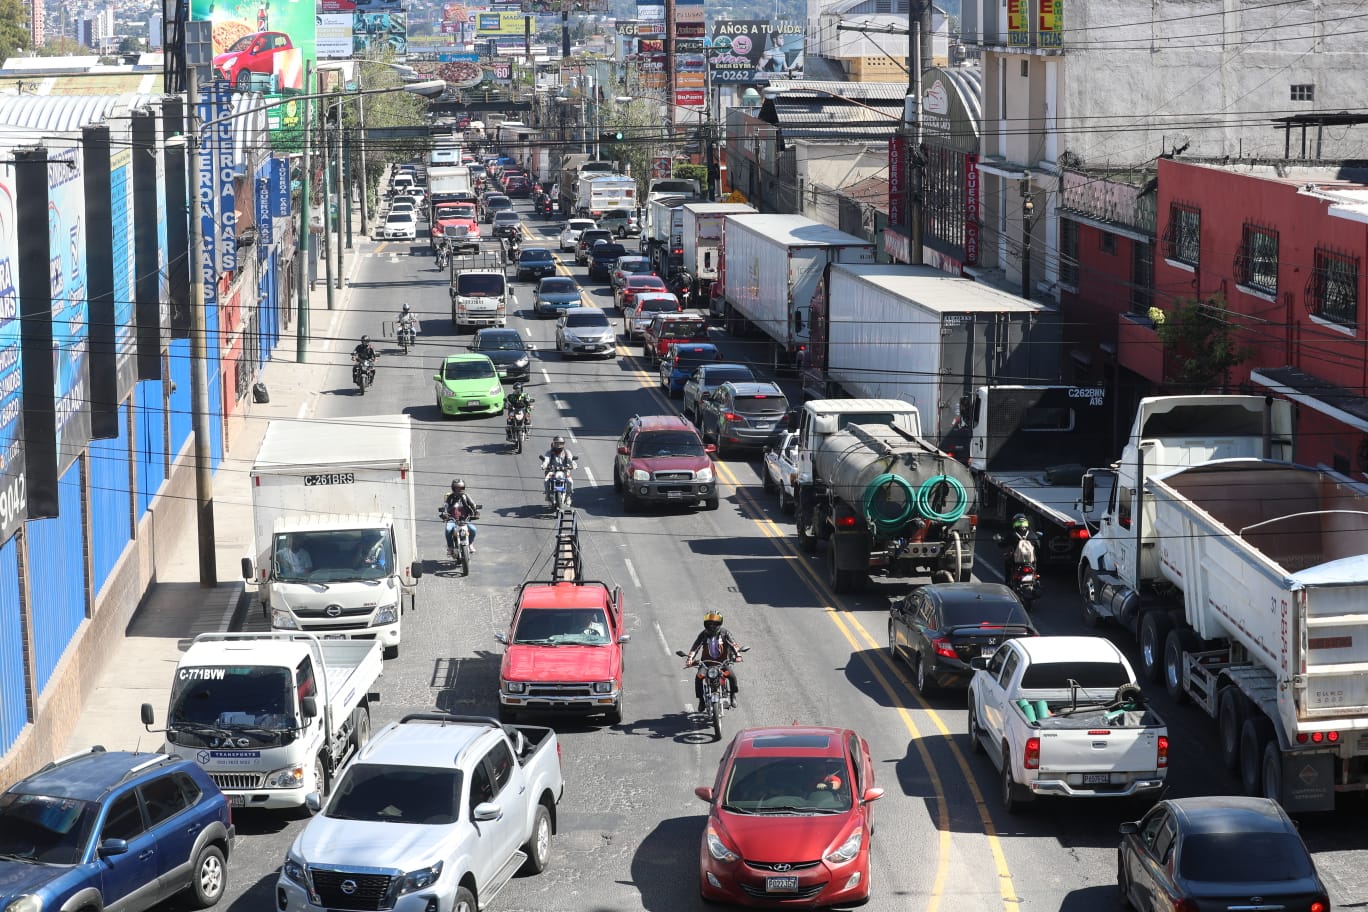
[505, 382, 534, 440]
[434, 241, 449, 270]
[1001, 513, 1039, 581]
[539, 435, 577, 502]
[441, 479, 479, 553]
[397, 303, 417, 340]
[686, 611, 743, 710]
[353, 335, 377, 362]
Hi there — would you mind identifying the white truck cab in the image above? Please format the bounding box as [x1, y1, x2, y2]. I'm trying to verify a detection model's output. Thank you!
[796, 398, 922, 485]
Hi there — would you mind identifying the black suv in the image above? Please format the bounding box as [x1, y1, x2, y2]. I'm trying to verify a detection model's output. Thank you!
[588, 243, 629, 281]
[0, 747, 234, 912]
[575, 228, 614, 265]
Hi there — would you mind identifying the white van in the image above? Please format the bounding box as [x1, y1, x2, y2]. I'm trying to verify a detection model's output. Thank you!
[429, 148, 461, 166]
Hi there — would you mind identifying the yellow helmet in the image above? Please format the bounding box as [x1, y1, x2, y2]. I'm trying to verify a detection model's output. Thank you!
[703, 611, 723, 625]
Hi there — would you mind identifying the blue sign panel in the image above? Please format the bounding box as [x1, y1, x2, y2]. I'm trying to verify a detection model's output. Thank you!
[110, 148, 136, 394]
[0, 152, 24, 544]
[255, 173, 272, 251]
[213, 82, 237, 274]
[47, 145, 90, 475]
[269, 156, 290, 218]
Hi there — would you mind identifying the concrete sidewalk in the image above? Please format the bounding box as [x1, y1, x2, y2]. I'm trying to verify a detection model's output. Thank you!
[64, 210, 370, 754]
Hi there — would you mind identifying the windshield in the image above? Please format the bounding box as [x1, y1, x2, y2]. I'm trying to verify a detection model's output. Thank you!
[734, 394, 788, 415]
[456, 274, 505, 296]
[475, 334, 524, 351]
[227, 35, 255, 52]
[661, 320, 708, 339]
[512, 607, 612, 645]
[327, 764, 461, 825]
[168, 665, 294, 732]
[540, 279, 576, 294]
[0, 792, 99, 865]
[520, 249, 552, 262]
[451, 205, 476, 218]
[271, 528, 396, 582]
[1019, 661, 1130, 691]
[1179, 832, 1313, 881]
[566, 312, 610, 328]
[568, 220, 595, 232]
[444, 359, 496, 380]
[723, 756, 853, 813]
[634, 431, 706, 457]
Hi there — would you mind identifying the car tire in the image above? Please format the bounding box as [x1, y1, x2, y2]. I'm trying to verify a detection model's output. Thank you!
[887, 622, 900, 662]
[613, 468, 623, 493]
[912, 653, 936, 694]
[779, 486, 795, 515]
[185, 844, 227, 908]
[521, 804, 554, 874]
[605, 695, 624, 725]
[452, 887, 477, 912]
[703, 497, 719, 511]
[967, 701, 985, 755]
[1001, 748, 1032, 813]
[762, 469, 777, 493]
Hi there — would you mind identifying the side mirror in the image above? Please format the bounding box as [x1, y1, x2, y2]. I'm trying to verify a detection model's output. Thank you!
[617, 446, 629, 456]
[432, 374, 442, 382]
[704, 444, 717, 455]
[675, 650, 688, 658]
[862, 787, 885, 803]
[98, 838, 129, 858]
[526, 343, 536, 351]
[305, 793, 322, 813]
[140, 703, 155, 726]
[969, 656, 990, 671]
[301, 696, 318, 718]
[693, 786, 714, 802]
[1081, 474, 1095, 512]
[495, 631, 508, 644]
[618, 634, 631, 644]
[473, 802, 503, 822]
[410, 563, 423, 580]
[1118, 821, 1139, 835]
[241, 557, 254, 581]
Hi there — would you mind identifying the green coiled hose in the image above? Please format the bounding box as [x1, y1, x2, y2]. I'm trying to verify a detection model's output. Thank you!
[862, 472, 969, 534]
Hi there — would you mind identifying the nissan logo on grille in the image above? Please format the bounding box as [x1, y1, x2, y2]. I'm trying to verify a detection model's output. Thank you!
[340, 880, 357, 895]
[325, 604, 343, 618]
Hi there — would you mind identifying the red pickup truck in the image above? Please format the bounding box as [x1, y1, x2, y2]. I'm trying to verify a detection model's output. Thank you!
[641, 312, 709, 366]
[496, 580, 629, 724]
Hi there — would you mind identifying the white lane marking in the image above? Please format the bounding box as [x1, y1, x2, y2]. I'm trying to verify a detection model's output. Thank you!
[555, 398, 569, 410]
[296, 402, 309, 419]
[218, 593, 238, 632]
[653, 620, 673, 657]
[567, 430, 579, 443]
[584, 466, 597, 486]
[524, 326, 532, 337]
[540, 368, 551, 383]
[624, 558, 641, 589]
[610, 523, 619, 533]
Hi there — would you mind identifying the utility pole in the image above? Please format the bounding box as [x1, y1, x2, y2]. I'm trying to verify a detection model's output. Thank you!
[185, 63, 217, 586]
[357, 87, 369, 236]
[335, 98, 345, 287]
[322, 110, 335, 309]
[906, 0, 926, 265]
[296, 62, 312, 359]
[344, 126, 353, 249]
[1021, 171, 1035, 298]
[665, 0, 676, 150]
[562, 6, 570, 59]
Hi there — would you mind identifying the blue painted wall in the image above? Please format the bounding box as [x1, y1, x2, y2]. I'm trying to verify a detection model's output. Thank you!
[88, 402, 132, 597]
[26, 462, 87, 694]
[0, 536, 25, 755]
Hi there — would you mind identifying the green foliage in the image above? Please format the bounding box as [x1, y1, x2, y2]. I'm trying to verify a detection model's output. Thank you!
[37, 36, 86, 56]
[673, 163, 707, 191]
[603, 98, 656, 194]
[1152, 295, 1254, 392]
[349, 54, 431, 211]
[0, 0, 29, 61]
[118, 37, 146, 54]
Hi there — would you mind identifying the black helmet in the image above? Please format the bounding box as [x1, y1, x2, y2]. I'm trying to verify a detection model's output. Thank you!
[551, 435, 566, 449]
[361, 335, 371, 344]
[513, 382, 524, 393]
[451, 479, 466, 491]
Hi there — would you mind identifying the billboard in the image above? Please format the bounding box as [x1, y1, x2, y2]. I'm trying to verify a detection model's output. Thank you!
[522, 0, 610, 9]
[316, 13, 353, 59]
[675, 89, 705, 107]
[355, 11, 407, 55]
[476, 11, 528, 33]
[0, 145, 24, 542]
[109, 146, 136, 399]
[709, 21, 805, 83]
[47, 145, 91, 478]
[676, 52, 705, 88]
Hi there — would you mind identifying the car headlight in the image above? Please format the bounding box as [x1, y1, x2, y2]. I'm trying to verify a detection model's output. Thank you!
[632, 469, 650, 482]
[563, 332, 580, 342]
[281, 857, 309, 886]
[696, 467, 714, 483]
[705, 827, 739, 863]
[6, 894, 43, 912]
[270, 609, 299, 630]
[515, 356, 529, 367]
[592, 681, 613, 694]
[441, 388, 459, 398]
[488, 384, 502, 396]
[265, 765, 306, 788]
[504, 680, 527, 694]
[372, 604, 398, 626]
[825, 828, 863, 865]
[397, 861, 443, 895]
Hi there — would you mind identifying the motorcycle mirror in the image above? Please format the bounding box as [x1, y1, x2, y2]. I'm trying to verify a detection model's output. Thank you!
[674, 650, 688, 657]
[992, 533, 1004, 544]
[739, 646, 751, 653]
[617, 446, 629, 456]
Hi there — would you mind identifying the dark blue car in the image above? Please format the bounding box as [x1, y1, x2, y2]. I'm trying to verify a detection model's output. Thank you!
[516, 246, 557, 281]
[658, 342, 723, 396]
[0, 747, 234, 912]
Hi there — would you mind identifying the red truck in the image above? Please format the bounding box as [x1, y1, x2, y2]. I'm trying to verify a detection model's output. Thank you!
[641, 311, 709, 366]
[496, 514, 629, 724]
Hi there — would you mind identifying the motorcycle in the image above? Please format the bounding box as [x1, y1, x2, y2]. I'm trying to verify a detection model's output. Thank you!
[439, 504, 481, 577]
[396, 317, 417, 355]
[669, 269, 695, 308]
[676, 647, 750, 741]
[435, 245, 448, 271]
[545, 468, 572, 511]
[505, 405, 531, 454]
[352, 354, 376, 395]
[503, 235, 522, 261]
[994, 531, 1043, 609]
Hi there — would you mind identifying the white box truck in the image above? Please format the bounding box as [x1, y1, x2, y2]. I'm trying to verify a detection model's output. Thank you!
[680, 202, 756, 309]
[575, 173, 636, 218]
[1078, 395, 1368, 811]
[243, 414, 420, 660]
[721, 215, 875, 368]
[142, 632, 383, 812]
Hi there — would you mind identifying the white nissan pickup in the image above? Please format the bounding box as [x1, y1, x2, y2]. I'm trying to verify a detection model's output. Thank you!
[277, 712, 563, 912]
[967, 636, 1168, 813]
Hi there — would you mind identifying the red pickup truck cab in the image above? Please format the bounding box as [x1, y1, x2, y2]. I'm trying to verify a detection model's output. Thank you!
[496, 580, 628, 725]
[642, 312, 710, 366]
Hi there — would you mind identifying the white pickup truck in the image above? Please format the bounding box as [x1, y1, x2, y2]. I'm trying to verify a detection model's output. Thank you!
[967, 636, 1168, 813]
[278, 713, 564, 912]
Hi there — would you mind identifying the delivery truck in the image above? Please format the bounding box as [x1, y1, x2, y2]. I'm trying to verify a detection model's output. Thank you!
[722, 215, 875, 368]
[1078, 394, 1368, 811]
[243, 414, 420, 660]
[680, 202, 756, 309]
[575, 173, 636, 218]
[427, 164, 474, 220]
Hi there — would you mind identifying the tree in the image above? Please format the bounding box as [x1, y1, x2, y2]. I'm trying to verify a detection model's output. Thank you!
[38, 36, 86, 56]
[602, 97, 657, 194]
[1149, 295, 1253, 392]
[673, 162, 707, 192]
[0, 0, 28, 61]
[118, 37, 145, 55]
[348, 52, 432, 212]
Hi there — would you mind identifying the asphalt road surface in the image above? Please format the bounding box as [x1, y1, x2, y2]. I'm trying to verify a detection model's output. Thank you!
[206, 195, 1368, 912]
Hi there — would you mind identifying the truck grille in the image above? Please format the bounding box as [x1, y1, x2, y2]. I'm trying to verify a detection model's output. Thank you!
[653, 470, 694, 482]
[310, 870, 394, 911]
[295, 605, 373, 619]
[210, 773, 263, 790]
[299, 621, 371, 632]
[528, 683, 593, 698]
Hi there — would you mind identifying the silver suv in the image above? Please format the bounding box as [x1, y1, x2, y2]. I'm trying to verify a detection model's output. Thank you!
[599, 208, 640, 238]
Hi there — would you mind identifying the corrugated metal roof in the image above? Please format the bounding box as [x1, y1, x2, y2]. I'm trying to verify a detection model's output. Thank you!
[765, 79, 907, 102]
[772, 105, 900, 142]
[0, 94, 157, 132]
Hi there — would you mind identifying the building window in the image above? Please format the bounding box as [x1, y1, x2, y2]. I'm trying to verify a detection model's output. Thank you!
[1130, 242, 1153, 314]
[1020, 59, 1029, 77]
[1235, 224, 1279, 294]
[1307, 248, 1359, 330]
[1291, 84, 1315, 101]
[1099, 232, 1116, 255]
[1060, 219, 1078, 287]
[1164, 203, 1200, 267]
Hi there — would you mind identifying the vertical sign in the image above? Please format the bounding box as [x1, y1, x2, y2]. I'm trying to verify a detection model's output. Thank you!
[0, 142, 25, 540]
[256, 174, 273, 251]
[197, 85, 219, 323]
[163, 96, 192, 338]
[83, 126, 119, 440]
[269, 155, 290, 217]
[1007, 0, 1028, 45]
[47, 144, 91, 476]
[110, 144, 138, 390]
[214, 82, 237, 274]
[1038, 0, 1062, 46]
[133, 111, 163, 380]
[16, 147, 56, 518]
[964, 153, 981, 266]
[888, 135, 906, 228]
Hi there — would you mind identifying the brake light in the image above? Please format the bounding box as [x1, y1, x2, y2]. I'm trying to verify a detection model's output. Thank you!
[932, 637, 957, 659]
[1068, 524, 1090, 541]
[724, 412, 739, 421]
[1024, 737, 1040, 769]
[1156, 735, 1169, 768]
[836, 514, 859, 528]
[1087, 730, 1112, 736]
[1172, 901, 1198, 912]
[968, 514, 978, 528]
[1311, 897, 1328, 912]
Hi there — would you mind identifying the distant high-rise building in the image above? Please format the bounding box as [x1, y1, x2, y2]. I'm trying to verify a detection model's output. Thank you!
[29, 0, 44, 46]
[148, 13, 163, 49]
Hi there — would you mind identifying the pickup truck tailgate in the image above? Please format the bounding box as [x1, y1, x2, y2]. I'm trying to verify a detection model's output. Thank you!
[1039, 728, 1161, 774]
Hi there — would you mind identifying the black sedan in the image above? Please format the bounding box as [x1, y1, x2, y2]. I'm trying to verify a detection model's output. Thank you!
[888, 583, 1036, 693]
[468, 328, 533, 382]
[1119, 797, 1328, 912]
[516, 247, 556, 281]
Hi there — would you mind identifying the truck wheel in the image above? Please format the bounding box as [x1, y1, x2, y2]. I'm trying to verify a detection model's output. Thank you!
[351, 705, 371, 753]
[1001, 748, 1032, 813]
[796, 515, 817, 554]
[521, 804, 553, 874]
[1137, 613, 1171, 683]
[1260, 740, 1283, 804]
[1218, 689, 1245, 770]
[1239, 715, 1274, 796]
[827, 543, 858, 594]
[1079, 565, 1104, 628]
[1162, 630, 1193, 704]
[383, 644, 399, 660]
[452, 886, 476, 912]
[605, 695, 624, 725]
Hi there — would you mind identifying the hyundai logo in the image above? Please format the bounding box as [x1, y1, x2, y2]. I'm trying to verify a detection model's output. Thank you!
[340, 880, 357, 895]
[325, 604, 343, 618]
[771, 863, 791, 872]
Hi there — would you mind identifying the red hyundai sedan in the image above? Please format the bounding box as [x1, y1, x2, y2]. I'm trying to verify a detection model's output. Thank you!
[694, 726, 883, 907]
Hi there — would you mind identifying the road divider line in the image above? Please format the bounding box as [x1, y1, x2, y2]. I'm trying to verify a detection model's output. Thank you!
[625, 558, 642, 589]
[584, 466, 597, 487]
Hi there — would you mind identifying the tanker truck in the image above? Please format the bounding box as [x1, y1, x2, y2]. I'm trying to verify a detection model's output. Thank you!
[794, 398, 977, 593]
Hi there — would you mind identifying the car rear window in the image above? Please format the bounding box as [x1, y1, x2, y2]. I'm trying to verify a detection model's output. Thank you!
[1018, 661, 1130, 690]
[662, 320, 708, 338]
[733, 393, 788, 414]
[594, 246, 628, 260]
[706, 368, 754, 386]
[941, 597, 1030, 628]
[388, 213, 414, 223]
[456, 274, 505, 296]
[1179, 833, 1313, 882]
[639, 298, 676, 314]
[566, 312, 610, 328]
[673, 348, 717, 365]
[581, 231, 611, 244]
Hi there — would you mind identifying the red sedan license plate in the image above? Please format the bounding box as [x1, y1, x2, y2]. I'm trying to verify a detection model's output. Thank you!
[766, 876, 799, 893]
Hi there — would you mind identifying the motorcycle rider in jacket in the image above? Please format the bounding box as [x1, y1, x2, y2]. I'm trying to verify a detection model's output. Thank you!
[442, 479, 478, 552]
[1001, 513, 1039, 581]
[505, 383, 534, 438]
[539, 435, 576, 501]
[686, 611, 743, 710]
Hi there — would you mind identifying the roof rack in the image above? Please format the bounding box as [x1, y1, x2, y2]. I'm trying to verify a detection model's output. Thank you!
[552, 509, 583, 583]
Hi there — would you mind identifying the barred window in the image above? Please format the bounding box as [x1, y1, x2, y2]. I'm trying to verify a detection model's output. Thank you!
[1130, 243, 1153, 314]
[1236, 225, 1278, 294]
[1165, 204, 1200, 267]
[1059, 218, 1079, 287]
[1307, 249, 1359, 330]
[1290, 84, 1315, 102]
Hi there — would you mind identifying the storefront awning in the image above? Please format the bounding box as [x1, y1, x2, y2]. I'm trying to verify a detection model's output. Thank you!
[1251, 366, 1368, 434]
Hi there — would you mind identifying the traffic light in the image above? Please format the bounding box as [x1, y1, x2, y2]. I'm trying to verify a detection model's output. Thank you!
[599, 130, 625, 145]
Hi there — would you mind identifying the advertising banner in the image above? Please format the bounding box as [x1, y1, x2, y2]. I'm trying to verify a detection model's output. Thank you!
[1038, 0, 1062, 46]
[1007, 0, 1028, 45]
[476, 11, 527, 33]
[888, 134, 906, 227]
[0, 146, 25, 541]
[710, 21, 804, 83]
[255, 167, 273, 250]
[676, 21, 704, 38]
[109, 146, 136, 398]
[964, 153, 980, 266]
[675, 89, 705, 107]
[355, 11, 407, 56]
[484, 61, 513, 81]
[269, 155, 290, 217]
[46, 145, 91, 477]
[316, 13, 353, 58]
[196, 88, 219, 328]
[213, 82, 237, 275]
[636, 1, 664, 21]
[675, 37, 704, 51]
[676, 53, 706, 88]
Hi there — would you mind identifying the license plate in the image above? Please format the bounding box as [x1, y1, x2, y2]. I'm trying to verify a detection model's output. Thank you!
[229, 795, 247, 807]
[765, 876, 799, 893]
[753, 422, 773, 429]
[666, 491, 685, 498]
[466, 399, 482, 406]
[323, 634, 345, 640]
[1083, 773, 1110, 785]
